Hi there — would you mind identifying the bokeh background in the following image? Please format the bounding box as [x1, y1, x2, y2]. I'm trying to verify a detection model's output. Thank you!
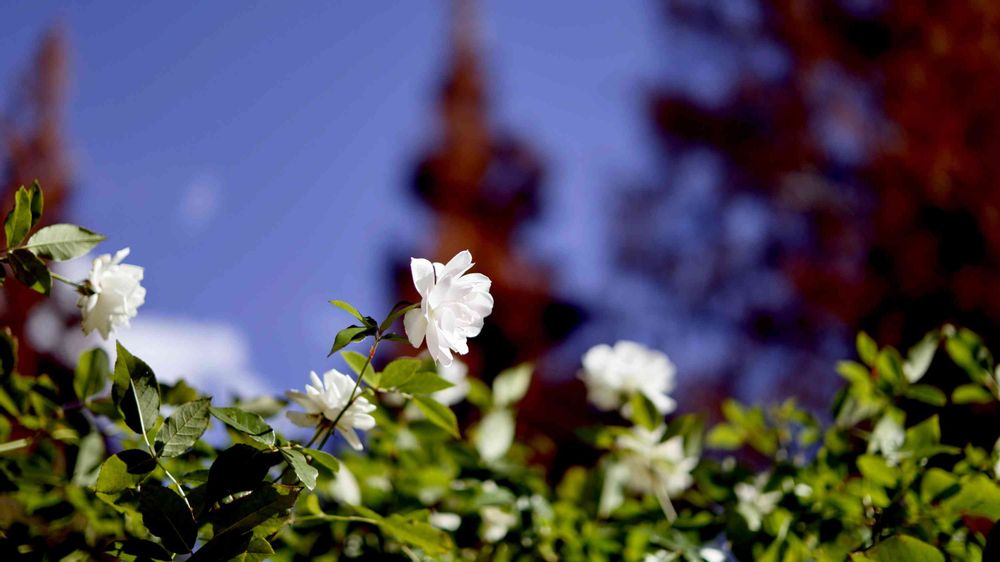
[5, 1, 1000, 444]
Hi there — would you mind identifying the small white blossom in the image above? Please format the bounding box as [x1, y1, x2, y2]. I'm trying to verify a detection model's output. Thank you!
[326, 464, 361, 506]
[699, 548, 727, 562]
[868, 414, 905, 464]
[77, 248, 146, 339]
[433, 357, 470, 406]
[617, 426, 698, 498]
[735, 477, 782, 532]
[286, 369, 376, 450]
[580, 340, 676, 417]
[404, 250, 493, 366]
[429, 512, 462, 531]
[479, 506, 516, 543]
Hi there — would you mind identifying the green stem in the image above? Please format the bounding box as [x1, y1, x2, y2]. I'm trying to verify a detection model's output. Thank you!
[50, 271, 88, 292]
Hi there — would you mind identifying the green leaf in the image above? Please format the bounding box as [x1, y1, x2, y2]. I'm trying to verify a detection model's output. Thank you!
[74, 347, 110, 401]
[951, 384, 994, 404]
[396, 371, 453, 395]
[109, 539, 173, 561]
[302, 447, 340, 475]
[329, 300, 374, 327]
[113, 342, 160, 437]
[379, 301, 418, 333]
[412, 395, 459, 438]
[340, 350, 373, 379]
[0, 328, 18, 378]
[492, 363, 533, 407]
[475, 408, 515, 462]
[211, 484, 299, 537]
[226, 537, 274, 562]
[23, 224, 106, 261]
[210, 407, 275, 447]
[353, 506, 454, 555]
[188, 533, 253, 562]
[72, 431, 105, 487]
[875, 348, 904, 387]
[706, 423, 744, 450]
[207, 445, 283, 506]
[280, 448, 318, 490]
[903, 331, 938, 383]
[4, 185, 38, 248]
[853, 535, 944, 562]
[903, 384, 947, 407]
[378, 357, 422, 390]
[857, 332, 878, 366]
[327, 325, 376, 356]
[9, 249, 50, 294]
[942, 474, 1000, 519]
[628, 391, 661, 431]
[857, 454, 897, 487]
[156, 398, 211, 457]
[139, 484, 197, 554]
[94, 449, 157, 494]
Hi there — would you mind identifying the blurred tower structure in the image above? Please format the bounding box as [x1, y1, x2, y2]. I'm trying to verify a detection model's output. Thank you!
[614, 0, 1000, 412]
[1, 28, 74, 377]
[397, 0, 579, 380]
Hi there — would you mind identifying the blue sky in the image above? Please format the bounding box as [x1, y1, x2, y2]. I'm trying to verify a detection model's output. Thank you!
[3, 3, 659, 392]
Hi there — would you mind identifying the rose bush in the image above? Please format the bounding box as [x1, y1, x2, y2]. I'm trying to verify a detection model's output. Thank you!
[1, 183, 999, 561]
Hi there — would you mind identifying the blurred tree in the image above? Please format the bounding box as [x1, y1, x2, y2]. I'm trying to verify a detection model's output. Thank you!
[1, 26, 76, 378]
[614, 0, 1000, 416]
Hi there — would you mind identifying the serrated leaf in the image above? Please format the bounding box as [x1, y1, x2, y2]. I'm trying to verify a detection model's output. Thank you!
[156, 398, 211, 457]
[139, 484, 197, 553]
[113, 342, 160, 437]
[327, 325, 375, 356]
[302, 447, 340, 475]
[94, 449, 156, 494]
[75, 347, 110, 401]
[4, 185, 36, 248]
[280, 448, 318, 490]
[211, 484, 299, 537]
[492, 363, 532, 407]
[226, 537, 274, 562]
[210, 407, 275, 446]
[23, 223, 106, 260]
[9, 249, 50, 294]
[206, 445, 282, 506]
[412, 395, 459, 438]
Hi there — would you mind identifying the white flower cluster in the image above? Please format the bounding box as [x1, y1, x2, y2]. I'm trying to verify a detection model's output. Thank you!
[580, 340, 677, 417]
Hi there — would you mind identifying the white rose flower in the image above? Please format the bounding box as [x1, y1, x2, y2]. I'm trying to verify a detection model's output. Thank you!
[617, 426, 698, 498]
[580, 340, 677, 417]
[433, 357, 470, 406]
[286, 369, 376, 451]
[404, 250, 494, 366]
[77, 248, 146, 340]
[735, 477, 782, 532]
